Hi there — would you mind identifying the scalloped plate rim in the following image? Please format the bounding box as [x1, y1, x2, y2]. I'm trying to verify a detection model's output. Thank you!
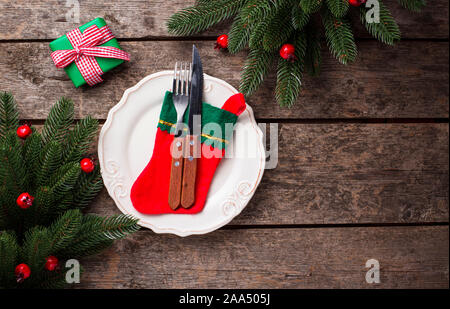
[98, 71, 265, 236]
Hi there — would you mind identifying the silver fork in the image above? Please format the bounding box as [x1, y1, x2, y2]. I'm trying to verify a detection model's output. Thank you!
[172, 61, 192, 137]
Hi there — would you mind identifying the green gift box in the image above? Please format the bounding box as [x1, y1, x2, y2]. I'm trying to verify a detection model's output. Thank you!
[49, 17, 126, 87]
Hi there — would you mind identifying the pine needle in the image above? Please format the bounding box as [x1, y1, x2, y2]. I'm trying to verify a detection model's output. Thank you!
[360, 0, 401, 45]
[322, 7, 357, 64]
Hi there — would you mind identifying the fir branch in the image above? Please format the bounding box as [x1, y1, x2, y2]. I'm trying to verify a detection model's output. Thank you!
[300, 0, 323, 14]
[0, 132, 27, 231]
[0, 231, 19, 288]
[249, 20, 270, 49]
[361, 0, 400, 45]
[275, 33, 308, 107]
[0, 145, 7, 186]
[48, 209, 82, 252]
[166, 0, 424, 108]
[101, 215, 141, 240]
[72, 165, 103, 210]
[37, 141, 62, 187]
[1, 132, 27, 194]
[322, 7, 357, 64]
[325, 0, 349, 18]
[0, 203, 6, 230]
[292, 3, 310, 31]
[46, 163, 75, 189]
[61, 214, 140, 258]
[242, 0, 295, 24]
[21, 226, 52, 285]
[262, 6, 295, 51]
[22, 132, 43, 190]
[228, 14, 251, 54]
[36, 272, 68, 289]
[0, 92, 138, 288]
[241, 0, 274, 23]
[167, 0, 246, 36]
[53, 194, 74, 215]
[239, 48, 275, 96]
[49, 162, 81, 201]
[248, 5, 279, 49]
[398, 0, 426, 12]
[0, 92, 19, 142]
[30, 163, 80, 225]
[0, 182, 21, 232]
[31, 186, 54, 226]
[62, 116, 98, 163]
[42, 97, 74, 144]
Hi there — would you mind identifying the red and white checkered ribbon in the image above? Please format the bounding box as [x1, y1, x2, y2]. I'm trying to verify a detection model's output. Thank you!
[51, 25, 130, 86]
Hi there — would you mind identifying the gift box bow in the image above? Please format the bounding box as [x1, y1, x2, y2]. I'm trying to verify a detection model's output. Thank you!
[50, 24, 130, 86]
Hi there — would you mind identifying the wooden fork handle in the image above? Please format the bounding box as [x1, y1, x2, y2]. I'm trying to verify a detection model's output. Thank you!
[181, 135, 199, 208]
[168, 136, 184, 210]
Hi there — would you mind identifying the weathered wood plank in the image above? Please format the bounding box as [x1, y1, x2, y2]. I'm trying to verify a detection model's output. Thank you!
[78, 226, 449, 288]
[85, 123, 449, 225]
[0, 0, 448, 40]
[1, 41, 448, 119]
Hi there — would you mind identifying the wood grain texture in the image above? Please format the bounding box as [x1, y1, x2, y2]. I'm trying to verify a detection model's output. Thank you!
[0, 41, 448, 119]
[77, 226, 449, 288]
[0, 0, 448, 40]
[0, 0, 448, 290]
[85, 123, 449, 225]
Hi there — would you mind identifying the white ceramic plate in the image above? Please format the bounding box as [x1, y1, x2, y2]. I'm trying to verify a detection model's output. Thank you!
[98, 71, 265, 236]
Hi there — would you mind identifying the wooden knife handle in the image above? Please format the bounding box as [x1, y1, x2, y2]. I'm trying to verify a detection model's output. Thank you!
[168, 136, 184, 210]
[181, 135, 199, 208]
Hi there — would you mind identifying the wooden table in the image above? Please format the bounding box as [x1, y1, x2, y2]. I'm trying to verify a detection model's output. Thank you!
[0, 1, 448, 288]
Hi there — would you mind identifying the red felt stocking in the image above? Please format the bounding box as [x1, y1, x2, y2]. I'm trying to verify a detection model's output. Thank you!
[130, 92, 246, 214]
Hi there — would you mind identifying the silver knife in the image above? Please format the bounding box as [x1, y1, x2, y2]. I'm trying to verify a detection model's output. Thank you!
[180, 45, 203, 208]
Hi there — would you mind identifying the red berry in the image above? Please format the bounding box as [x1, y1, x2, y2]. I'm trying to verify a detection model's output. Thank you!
[45, 256, 59, 271]
[17, 124, 32, 139]
[15, 263, 31, 283]
[80, 158, 95, 173]
[349, 0, 366, 7]
[215, 34, 228, 50]
[16, 192, 34, 209]
[279, 44, 297, 62]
